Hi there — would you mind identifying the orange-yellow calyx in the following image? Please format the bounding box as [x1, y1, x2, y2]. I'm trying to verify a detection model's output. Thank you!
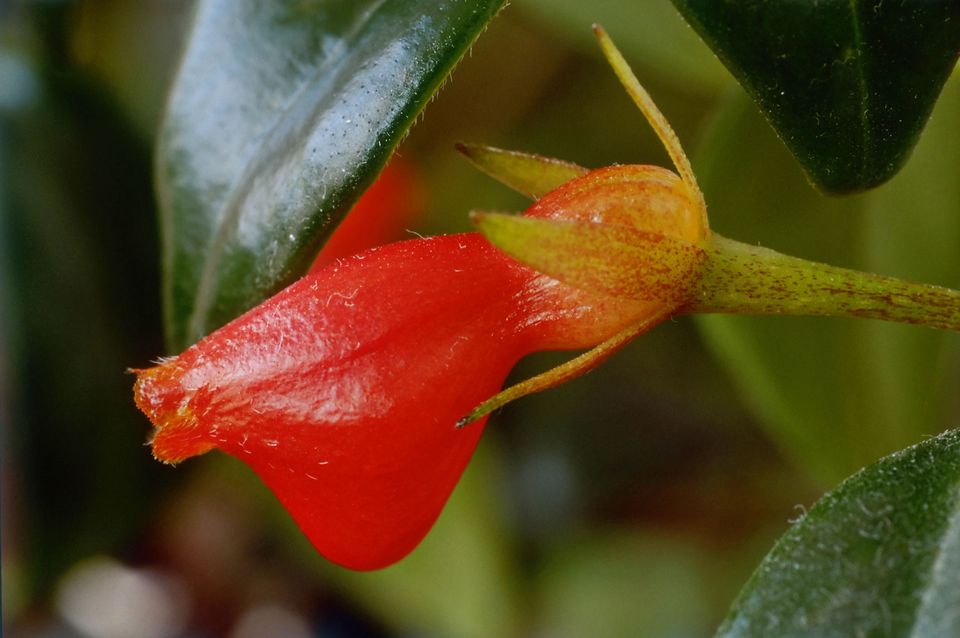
[593, 23, 708, 231]
[463, 164, 707, 426]
[471, 212, 705, 307]
[460, 28, 712, 425]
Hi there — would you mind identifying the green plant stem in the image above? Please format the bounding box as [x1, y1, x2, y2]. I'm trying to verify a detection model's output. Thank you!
[693, 234, 960, 331]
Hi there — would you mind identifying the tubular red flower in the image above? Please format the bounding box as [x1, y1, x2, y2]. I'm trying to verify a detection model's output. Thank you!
[133, 165, 703, 570]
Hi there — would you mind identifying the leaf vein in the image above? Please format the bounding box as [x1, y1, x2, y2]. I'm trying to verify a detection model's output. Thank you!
[847, 0, 870, 180]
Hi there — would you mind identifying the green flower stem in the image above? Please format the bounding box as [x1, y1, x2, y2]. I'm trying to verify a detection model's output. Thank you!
[692, 234, 960, 331]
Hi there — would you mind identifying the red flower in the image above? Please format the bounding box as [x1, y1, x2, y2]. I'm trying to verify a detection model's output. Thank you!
[135, 22, 960, 570]
[133, 164, 705, 570]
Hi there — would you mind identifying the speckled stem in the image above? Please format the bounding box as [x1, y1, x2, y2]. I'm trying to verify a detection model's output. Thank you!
[691, 235, 960, 332]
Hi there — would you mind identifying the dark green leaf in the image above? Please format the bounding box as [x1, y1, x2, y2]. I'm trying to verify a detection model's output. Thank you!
[672, 0, 960, 193]
[717, 427, 960, 636]
[158, 0, 505, 350]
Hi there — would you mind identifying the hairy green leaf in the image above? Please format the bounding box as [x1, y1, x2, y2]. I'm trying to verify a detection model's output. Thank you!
[158, 0, 505, 350]
[672, 0, 960, 193]
[718, 427, 960, 636]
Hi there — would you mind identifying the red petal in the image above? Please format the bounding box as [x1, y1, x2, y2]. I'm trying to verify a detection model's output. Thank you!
[136, 235, 632, 568]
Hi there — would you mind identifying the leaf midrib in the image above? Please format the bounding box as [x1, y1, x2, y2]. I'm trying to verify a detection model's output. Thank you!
[847, 0, 870, 180]
[186, 0, 391, 342]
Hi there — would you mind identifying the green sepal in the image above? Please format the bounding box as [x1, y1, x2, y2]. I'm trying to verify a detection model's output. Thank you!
[456, 143, 588, 199]
[471, 211, 704, 305]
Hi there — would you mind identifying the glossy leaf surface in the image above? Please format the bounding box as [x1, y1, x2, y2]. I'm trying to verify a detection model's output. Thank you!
[157, 0, 505, 350]
[718, 427, 960, 636]
[695, 79, 960, 483]
[672, 0, 960, 193]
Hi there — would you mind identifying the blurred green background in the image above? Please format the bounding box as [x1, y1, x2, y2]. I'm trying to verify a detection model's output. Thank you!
[2, 1, 958, 636]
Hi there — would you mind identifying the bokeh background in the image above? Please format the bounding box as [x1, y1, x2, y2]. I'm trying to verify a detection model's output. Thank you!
[3, 1, 959, 636]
